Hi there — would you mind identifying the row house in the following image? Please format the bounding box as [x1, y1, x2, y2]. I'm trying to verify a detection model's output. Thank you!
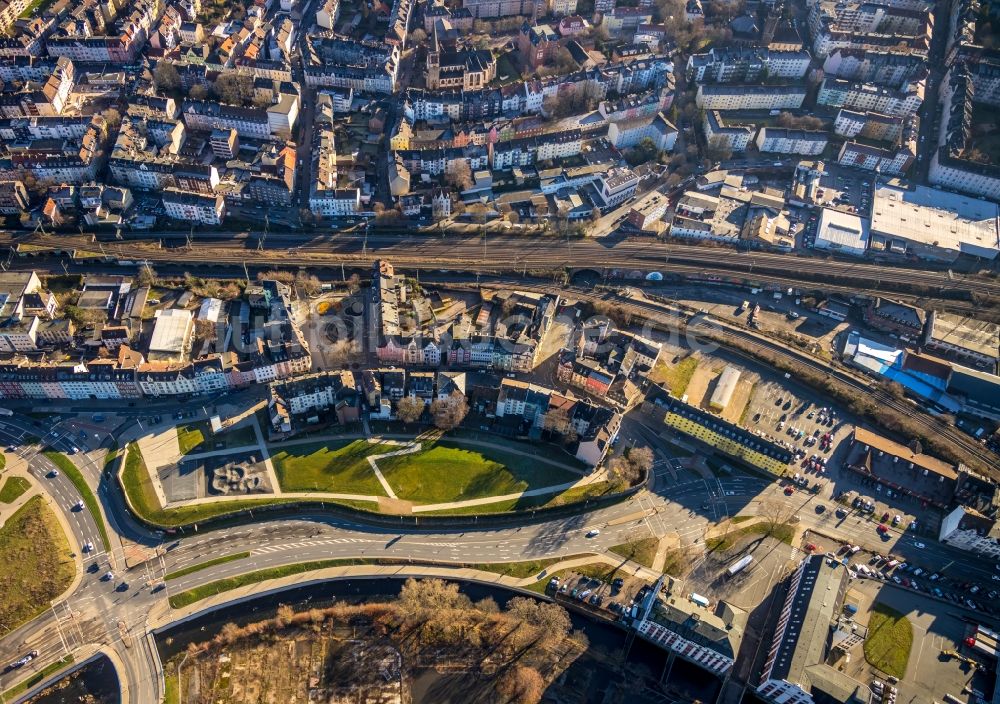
[817, 76, 924, 118]
[181, 100, 272, 139]
[268, 370, 359, 432]
[821, 48, 926, 88]
[755, 127, 828, 156]
[695, 83, 807, 111]
[686, 47, 811, 83]
[838, 139, 915, 176]
[833, 108, 905, 142]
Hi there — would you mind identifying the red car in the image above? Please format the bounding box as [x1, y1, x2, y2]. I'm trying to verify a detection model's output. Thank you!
[784, 486, 795, 495]
[881, 512, 890, 522]
[805, 543, 818, 552]
[877, 524, 888, 533]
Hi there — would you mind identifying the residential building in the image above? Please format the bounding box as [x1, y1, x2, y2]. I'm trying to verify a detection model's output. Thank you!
[695, 84, 807, 111]
[686, 47, 811, 83]
[162, 188, 226, 225]
[703, 111, 754, 153]
[755, 127, 827, 155]
[596, 167, 639, 208]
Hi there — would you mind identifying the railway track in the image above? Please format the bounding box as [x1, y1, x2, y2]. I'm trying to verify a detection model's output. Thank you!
[6, 231, 1000, 299]
[491, 282, 997, 474]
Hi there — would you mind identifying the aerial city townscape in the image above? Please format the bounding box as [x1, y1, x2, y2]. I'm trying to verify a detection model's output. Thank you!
[0, 0, 997, 697]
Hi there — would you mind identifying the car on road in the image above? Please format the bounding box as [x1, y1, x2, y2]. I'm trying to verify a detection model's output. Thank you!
[103, 571, 114, 581]
[82, 541, 94, 552]
[48, 469, 59, 477]
[586, 529, 600, 538]
[72, 500, 84, 511]
[4, 650, 39, 672]
[914, 542, 925, 548]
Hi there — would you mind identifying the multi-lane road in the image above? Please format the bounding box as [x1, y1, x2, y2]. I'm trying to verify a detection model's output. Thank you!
[0, 401, 996, 704]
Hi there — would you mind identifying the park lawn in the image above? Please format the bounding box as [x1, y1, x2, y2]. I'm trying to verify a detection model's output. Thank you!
[650, 356, 699, 397]
[707, 521, 795, 552]
[864, 603, 913, 679]
[378, 441, 578, 505]
[121, 443, 296, 527]
[609, 537, 660, 569]
[270, 440, 392, 495]
[0, 496, 75, 638]
[0, 476, 30, 503]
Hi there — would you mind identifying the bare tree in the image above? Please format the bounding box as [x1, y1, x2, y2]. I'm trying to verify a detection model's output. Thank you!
[497, 666, 545, 704]
[626, 446, 654, 476]
[398, 578, 471, 613]
[395, 396, 425, 425]
[137, 265, 157, 288]
[446, 160, 474, 190]
[295, 270, 322, 296]
[153, 61, 181, 93]
[542, 407, 577, 443]
[430, 391, 469, 431]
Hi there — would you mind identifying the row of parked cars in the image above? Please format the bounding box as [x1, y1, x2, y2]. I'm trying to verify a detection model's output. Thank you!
[548, 574, 647, 620]
[839, 547, 1000, 614]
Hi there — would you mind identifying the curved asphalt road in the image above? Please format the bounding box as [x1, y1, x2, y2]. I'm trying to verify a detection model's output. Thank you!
[0, 412, 993, 703]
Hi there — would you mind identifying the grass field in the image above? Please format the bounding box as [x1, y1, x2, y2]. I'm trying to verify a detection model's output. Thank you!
[169, 558, 379, 608]
[418, 479, 627, 516]
[609, 537, 659, 569]
[0, 496, 75, 637]
[864, 603, 912, 679]
[176, 423, 207, 455]
[165, 552, 251, 581]
[271, 440, 392, 495]
[706, 521, 795, 552]
[0, 476, 30, 503]
[650, 356, 699, 397]
[378, 441, 577, 505]
[42, 451, 110, 551]
[121, 444, 295, 527]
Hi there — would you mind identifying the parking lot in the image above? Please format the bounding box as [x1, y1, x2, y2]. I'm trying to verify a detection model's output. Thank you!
[545, 568, 651, 620]
[866, 586, 993, 704]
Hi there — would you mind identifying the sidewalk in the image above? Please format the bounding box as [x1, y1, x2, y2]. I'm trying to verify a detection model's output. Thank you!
[159, 553, 661, 628]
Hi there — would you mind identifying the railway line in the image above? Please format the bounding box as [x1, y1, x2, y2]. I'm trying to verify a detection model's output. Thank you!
[5, 231, 1000, 300]
[495, 282, 998, 474]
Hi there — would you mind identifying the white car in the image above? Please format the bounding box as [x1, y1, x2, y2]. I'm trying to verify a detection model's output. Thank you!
[913, 542, 925, 549]
[585, 529, 600, 538]
[82, 541, 94, 552]
[72, 500, 84, 511]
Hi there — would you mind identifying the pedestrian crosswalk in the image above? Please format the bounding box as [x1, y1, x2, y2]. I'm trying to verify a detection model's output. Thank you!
[253, 537, 369, 554]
